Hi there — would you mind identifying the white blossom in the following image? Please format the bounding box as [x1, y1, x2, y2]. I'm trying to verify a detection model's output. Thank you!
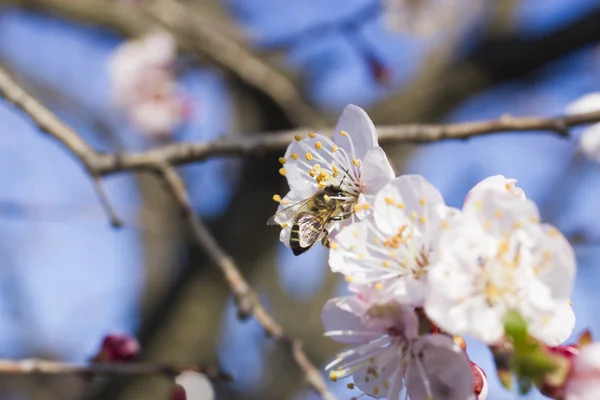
[566, 93, 600, 164]
[108, 31, 188, 139]
[466, 175, 526, 201]
[174, 371, 215, 400]
[322, 289, 474, 399]
[273, 104, 394, 249]
[425, 187, 576, 345]
[383, 0, 460, 36]
[328, 175, 455, 307]
[565, 343, 600, 400]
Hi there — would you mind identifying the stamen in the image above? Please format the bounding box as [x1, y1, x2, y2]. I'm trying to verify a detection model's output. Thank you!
[332, 144, 339, 152]
[294, 135, 302, 141]
[278, 157, 287, 164]
[315, 141, 323, 149]
[272, 194, 282, 203]
[305, 152, 313, 161]
[290, 153, 299, 160]
[340, 130, 349, 137]
[308, 132, 316, 138]
[279, 168, 286, 176]
[353, 159, 360, 167]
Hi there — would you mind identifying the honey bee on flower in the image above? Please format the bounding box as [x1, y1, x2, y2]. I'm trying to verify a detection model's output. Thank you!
[268, 104, 394, 255]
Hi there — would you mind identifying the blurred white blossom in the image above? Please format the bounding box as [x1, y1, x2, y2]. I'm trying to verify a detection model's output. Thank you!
[108, 31, 188, 139]
[466, 175, 526, 201]
[567, 93, 600, 164]
[383, 0, 460, 36]
[173, 371, 214, 400]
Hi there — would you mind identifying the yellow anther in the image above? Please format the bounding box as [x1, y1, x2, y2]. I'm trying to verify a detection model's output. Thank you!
[309, 170, 316, 178]
[279, 168, 286, 176]
[374, 282, 384, 291]
[382, 260, 391, 268]
[272, 194, 282, 203]
[340, 130, 348, 137]
[419, 197, 427, 205]
[548, 227, 559, 237]
[315, 141, 323, 149]
[353, 158, 360, 167]
[382, 380, 390, 389]
[514, 221, 523, 229]
[329, 242, 338, 249]
[419, 216, 427, 224]
[505, 183, 512, 191]
[332, 144, 339, 152]
[352, 230, 360, 239]
[345, 276, 354, 283]
[313, 164, 321, 170]
[347, 383, 355, 389]
[308, 132, 316, 138]
[318, 182, 327, 189]
[305, 152, 313, 161]
[280, 223, 288, 228]
[397, 202, 405, 209]
[568, 299, 572, 306]
[290, 153, 299, 160]
[544, 250, 552, 259]
[353, 204, 361, 213]
[373, 387, 379, 395]
[282, 199, 291, 205]
[494, 209, 503, 218]
[385, 197, 395, 205]
[278, 157, 287, 164]
[410, 210, 418, 220]
[442, 220, 449, 229]
[362, 203, 370, 210]
[475, 201, 483, 210]
[294, 135, 302, 141]
[483, 220, 491, 230]
[332, 165, 339, 178]
[370, 357, 376, 363]
[329, 371, 338, 382]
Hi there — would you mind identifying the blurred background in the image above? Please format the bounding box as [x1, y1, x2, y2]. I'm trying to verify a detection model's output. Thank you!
[0, 0, 599, 399]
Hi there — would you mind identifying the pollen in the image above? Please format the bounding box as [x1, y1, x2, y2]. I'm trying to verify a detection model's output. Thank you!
[419, 197, 427, 205]
[313, 164, 321, 170]
[318, 182, 327, 189]
[272, 194, 282, 203]
[279, 168, 286, 176]
[294, 135, 302, 141]
[329, 242, 338, 249]
[308, 132, 316, 138]
[385, 197, 395, 205]
[282, 199, 291, 205]
[345, 276, 354, 283]
[352, 230, 359, 239]
[323, 195, 330, 202]
[419, 216, 427, 224]
[382, 380, 390, 389]
[332, 144, 339, 152]
[397, 202, 405, 209]
[514, 221, 523, 229]
[494, 209, 503, 218]
[441, 220, 449, 229]
[347, 383, 355, 389]
[382, 260, 391, 268]
[280, 223, 288, 228]
[410, 210, 418, 221]
[340, 130, 348, 137]
[305, 152, 313, 161]
[505, 183, 512, 191]
[362, 203, 370, 210]
[309, 170, 316, 178]
[375, 282, 384, 291]
[291, 153, 299, 160]
[353, 158, 360, 167]
[278, 157, 286, 164]
[373, 387, 380, 395]
[353, 203, 361, 213]
[544, 250, 552, 259]
[315, 141, 323, 149]
[329, 371, 338, 382]
[332, 165, 339, 177]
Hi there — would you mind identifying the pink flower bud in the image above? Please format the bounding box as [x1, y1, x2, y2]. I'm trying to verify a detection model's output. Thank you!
[470, 361, 488, 400]
[94, 333, 140, 362]
[169, 384, 187, 400]
[539, 344, 579, 399]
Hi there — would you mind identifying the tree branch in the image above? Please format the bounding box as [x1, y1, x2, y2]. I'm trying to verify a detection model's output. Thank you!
[0, 65, 337, 399]
[0, 359, 231, 380]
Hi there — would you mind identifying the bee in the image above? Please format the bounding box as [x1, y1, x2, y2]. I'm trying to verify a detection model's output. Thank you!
[267, 185, 355, 256]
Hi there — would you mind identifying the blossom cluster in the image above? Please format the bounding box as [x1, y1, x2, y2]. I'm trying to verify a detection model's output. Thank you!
[271, 105, 596, 399]
[108, 31, 189, 140]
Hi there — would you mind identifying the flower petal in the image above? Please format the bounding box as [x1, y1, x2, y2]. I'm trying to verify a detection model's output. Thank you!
[360, 147, 394, 196]
[529, 300, 575, 346]
[466, 175, 526, 201]
[566, 92, 600, 115]
[321, 296, 378, 343]
[579, 123, 600, 164]
[406, 335, 475, 400]
[333, 104, 378, 160]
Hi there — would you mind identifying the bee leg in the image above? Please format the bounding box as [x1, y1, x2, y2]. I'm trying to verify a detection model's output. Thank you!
[321, 232, 331, 248]
[330, 212, 354, 221]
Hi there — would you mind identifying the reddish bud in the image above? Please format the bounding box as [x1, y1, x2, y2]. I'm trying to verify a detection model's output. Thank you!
[470, 362, 488, 400]
[94, 333, 140, 362]
[170, 384, 187, 400]
[366, 54, 392, 86]
[539, 344, 579, 399]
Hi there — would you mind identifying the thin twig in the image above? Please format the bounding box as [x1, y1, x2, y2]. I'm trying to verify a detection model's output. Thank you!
[0, 67, 122, 226]
[158, 165, 337, 400]
[0, 359, 232, 380]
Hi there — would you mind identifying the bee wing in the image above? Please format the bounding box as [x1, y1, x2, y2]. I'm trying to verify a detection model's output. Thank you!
[266, 198, 312, 226]
[296, 209, 332, 248]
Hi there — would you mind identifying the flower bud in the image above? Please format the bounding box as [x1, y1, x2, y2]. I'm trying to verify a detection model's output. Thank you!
[539, 344, 579, 399]
[93, 333, 140, 362]
[470, 361, 488, 400]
